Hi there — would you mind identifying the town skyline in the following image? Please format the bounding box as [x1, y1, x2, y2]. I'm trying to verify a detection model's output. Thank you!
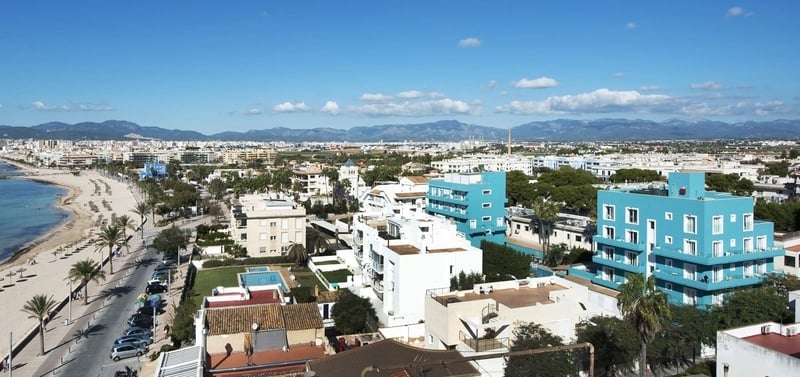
[1, 1, 798, 133]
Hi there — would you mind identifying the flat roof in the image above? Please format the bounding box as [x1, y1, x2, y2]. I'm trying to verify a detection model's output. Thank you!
[388, 244, 420, 255]
[742, 332, 800, 359]
[435, 283, 568, 309]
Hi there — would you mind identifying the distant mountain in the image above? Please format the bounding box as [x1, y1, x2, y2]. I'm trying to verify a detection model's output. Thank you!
[1, 119, 799, 142]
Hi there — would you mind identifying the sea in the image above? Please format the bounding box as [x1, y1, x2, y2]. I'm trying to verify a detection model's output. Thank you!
[0, 162, 71, 263]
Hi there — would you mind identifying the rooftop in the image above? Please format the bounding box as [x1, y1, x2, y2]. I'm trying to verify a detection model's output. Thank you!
[206, 289, 283, 308]
[205, 302, 322, 336]
[742, 331, 800, 359]
[434, 282, 568, 309]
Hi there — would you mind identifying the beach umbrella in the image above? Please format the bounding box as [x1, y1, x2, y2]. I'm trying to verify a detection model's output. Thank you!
[6, 271, 17, 281]
[16, 267, 26, 279]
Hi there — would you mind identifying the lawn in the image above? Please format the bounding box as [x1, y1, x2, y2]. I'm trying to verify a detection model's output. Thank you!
[285, 265, 327, 291]
[321, 269, 352, 283]
[190, 266, 246, 308]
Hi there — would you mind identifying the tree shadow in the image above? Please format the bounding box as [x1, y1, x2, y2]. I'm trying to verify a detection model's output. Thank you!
[100, 285, 134, 300]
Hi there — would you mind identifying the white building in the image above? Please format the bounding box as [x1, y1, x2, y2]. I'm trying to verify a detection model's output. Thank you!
[505, 207, 595, 255]
[352, 207, 482, 327]
[423, 276, 617, 353]
[292, 163, 329, 198]
[230, 194, 306, 256]
[716, 322, 800, 377]
[359, 176, 428, 216]
[432, 153, 534, 175]
[337, 159, 365, 199]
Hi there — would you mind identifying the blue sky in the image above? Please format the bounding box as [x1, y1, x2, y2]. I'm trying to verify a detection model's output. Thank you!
[0, 1, 798, 134]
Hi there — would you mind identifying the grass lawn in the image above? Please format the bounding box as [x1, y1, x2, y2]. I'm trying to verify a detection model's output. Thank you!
[190, 266, 246, 308]
[321, 269, 352, 283]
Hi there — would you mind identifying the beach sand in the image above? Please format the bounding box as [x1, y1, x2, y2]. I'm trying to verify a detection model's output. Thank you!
[0, 160, 144, 359]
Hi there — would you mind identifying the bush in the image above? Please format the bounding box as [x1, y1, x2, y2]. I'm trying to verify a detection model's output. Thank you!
[201, 256, 293, 269]
[290, 286, 315, 303]
[149, 343, 179, 361]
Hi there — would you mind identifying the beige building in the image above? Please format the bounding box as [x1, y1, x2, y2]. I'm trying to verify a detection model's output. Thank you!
[230, 194, 307, 256]
[222, 148, 276, 165]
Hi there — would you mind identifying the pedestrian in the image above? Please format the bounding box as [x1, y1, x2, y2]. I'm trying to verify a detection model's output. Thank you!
[163, 324, 170, 340]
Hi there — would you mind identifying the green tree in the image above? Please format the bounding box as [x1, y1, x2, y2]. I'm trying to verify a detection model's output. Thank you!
[306, 227, 329, 255]
[115, 214, 136, 253]
[505, 322, 578, 377]
[531, 196, 564, 257]
[288, 242, 308, 266]
[170, 297, 197, 345]
[762, 160, 790, 176]
[94, 224, 125, 274]
[618, 274, 671, 377]
[705, 173, 755, 196]
[152, 225, 192, 259]
[576, 316, 639, 376]
[207, 178, 228, 200]
[271, 168, 292, 191]
[713, 286, 793, 329]
[506, 170, 534, 206]
[481, 241, 530, 282]
[610, 168, 665, 184]
[66, 258, 106, 305]
[543, 243, 568, 267]
[132, 201, 151, 238]
[21, 294, 58, 355]
[331, 289, 376, 334]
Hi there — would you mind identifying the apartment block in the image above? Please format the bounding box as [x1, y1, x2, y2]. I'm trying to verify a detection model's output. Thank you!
[589, 171, 784, 307]
[230, 195, 306, 256]
[426, 171, 507, 248]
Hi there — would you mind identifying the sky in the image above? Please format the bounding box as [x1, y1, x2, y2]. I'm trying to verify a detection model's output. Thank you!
[0, 1, 798, 135]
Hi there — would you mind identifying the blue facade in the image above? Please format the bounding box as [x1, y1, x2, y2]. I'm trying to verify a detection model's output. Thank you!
[139, 163, 168, 180]
[426, 171, 508, 248]
[590, 172, 784, 308]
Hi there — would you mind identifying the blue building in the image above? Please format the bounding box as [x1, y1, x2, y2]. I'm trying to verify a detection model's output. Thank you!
[426, 171, 507, 247]
[589, 172, 784, 308]
[138, 162, 168, 180]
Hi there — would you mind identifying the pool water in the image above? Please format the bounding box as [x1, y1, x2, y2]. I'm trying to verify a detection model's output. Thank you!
[239, 270, 287, 291]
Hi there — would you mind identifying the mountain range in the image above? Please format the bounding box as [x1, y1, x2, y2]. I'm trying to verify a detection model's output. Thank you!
[0, 119, 798, 142]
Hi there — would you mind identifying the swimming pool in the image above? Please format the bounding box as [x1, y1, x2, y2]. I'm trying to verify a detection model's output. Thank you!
[246, 266, 270, 272]
[239, 269, 288, 291]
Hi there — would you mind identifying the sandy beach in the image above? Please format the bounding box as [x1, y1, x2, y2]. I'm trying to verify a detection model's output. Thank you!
[0, 160, 143, 360]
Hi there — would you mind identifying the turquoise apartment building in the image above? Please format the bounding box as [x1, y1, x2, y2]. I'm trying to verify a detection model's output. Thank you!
[426, 171, 507, 248]
[589, 172, 784, 308]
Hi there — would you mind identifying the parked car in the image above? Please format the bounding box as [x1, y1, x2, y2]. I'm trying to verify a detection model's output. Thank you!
[114, 334, 153, 347]
[145, 282, 166, 294]
[110, 343, 146, 361]
[127, 315, 153, 328]
[154, 264, 176, 273]
[121, 327, 153, 338]
[152, 271, 170, 282]
[161, 255, 177, 265]
[136, 306, 163, 316]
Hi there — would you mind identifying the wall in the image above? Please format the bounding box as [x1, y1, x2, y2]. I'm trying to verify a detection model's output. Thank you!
[717, 324, 800, 377]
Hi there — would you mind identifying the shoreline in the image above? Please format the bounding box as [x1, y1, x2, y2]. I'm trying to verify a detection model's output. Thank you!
[0, 158, 95, 267]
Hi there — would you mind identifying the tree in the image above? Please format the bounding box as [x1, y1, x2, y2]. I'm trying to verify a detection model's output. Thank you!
[207, 178, 228, 200]
[306, 227, 329, 255]
[762, 160, 790, 177]
[530, 196, 564, 257]
[713, 286, 792, 330]
[481, 241, 530, 282]
[506, 170, 534, 207]
[153, 225, 192, 259]
[505, 322, 579, 377]
[576, 316, 639, 376]
[115, 214, 136, 253]
[21, 294, 58, 355]
[610, 168, 664, 184]
[288, 242, 308, 266]
[544, 243, 568, 267]
[94, 224, 125, 274]
[705, 173, 754, 196]
[132, 201, 151, 238]
[66, 259, 106, 305]
[618, 274, 671, 377]
[331, 289, 376, 334]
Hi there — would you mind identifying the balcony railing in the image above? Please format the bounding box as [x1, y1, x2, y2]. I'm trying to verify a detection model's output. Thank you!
[594, 235, 646, 251]
[459, 331, 509, 352]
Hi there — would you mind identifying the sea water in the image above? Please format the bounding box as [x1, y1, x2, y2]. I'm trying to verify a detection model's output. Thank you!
[0, 162, 70, 263]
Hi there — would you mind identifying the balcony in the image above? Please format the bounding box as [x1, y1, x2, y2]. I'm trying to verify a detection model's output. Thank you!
[654, 265, 766, 291]
[373, 263, 384, 274]
[459, 331, 509, 352]
[590, 274, 626, 290]
[592, 255, 642, 274]
[372, 281, 384, 301]
[653, 244, 784, 265]
[595, 235, 646, 252]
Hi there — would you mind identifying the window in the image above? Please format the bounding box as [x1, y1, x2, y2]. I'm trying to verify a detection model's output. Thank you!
[282, 219, 289, 230]
[469, 219, 477, 229]
[497, 217, 504, 227]
[281, 232, 288, 243]
[482, 216, 491, 221]
[743, 213, 753, 231]
[626, 251, 638, 266]
[684, 288, 697, 306]
[259, 233, 267, 240]
[576, 235, 582, 242]
[270, 221, 277, 227]
[270, 235, 277, 241]
[757, 235, 767, 250]
[665, 212, 673, 220]
[730, 238, 736, 248]
[295, 232, 303, 243]
[729, 263, 735, 272]
[626, 230, 639, 244]
[259, 247, 266, 253]
[665, 235, 673, 244]
[665, 259, 673, 268]
[785, 255, 797, 268]
[684, 239, 697, 255]
[743, 237, 754, 252]
[712, 241, 723, 257]
[626, 208, 639, 224]
[684, 263, 697, 280]
[730, 214, 736, 222]
[482, 203, 491, 208]
[744, 261, 753, 277]
[665, 282, 673, 291]
[757, 259, 766, 275]
[240, 234, 247, 241]
[296, 218, 304, 228]
[603, 204, 615, 221]
[713, 293, 724, 306]
[603, 226, 615, 240]
[684, 215, 697, 234]
[482, 189, 492, 195]
[712, 216, 723, 234]
[603, 247, 614, 260]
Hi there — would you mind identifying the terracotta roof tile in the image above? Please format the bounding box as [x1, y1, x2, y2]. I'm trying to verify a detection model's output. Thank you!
[207, 304, 285, 335]
[282, 303, 324, 331]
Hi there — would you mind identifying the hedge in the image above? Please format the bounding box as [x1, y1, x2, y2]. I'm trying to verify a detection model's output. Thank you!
[202, 256, 292, 268]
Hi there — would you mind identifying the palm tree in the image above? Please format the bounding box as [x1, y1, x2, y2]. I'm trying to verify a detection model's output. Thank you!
[618, 274, 671, 377]
[146, 197, 160, 226]
[132, 201, 150, 238]
[530, 196, 563, 258]
[66, 259, 106, 305]
[21, 294, 58, 355]
[287, 242, 308, 266]
[94, 224, 125, 274]
[306, 227, 328, 255]
[116, 215, 135, 253]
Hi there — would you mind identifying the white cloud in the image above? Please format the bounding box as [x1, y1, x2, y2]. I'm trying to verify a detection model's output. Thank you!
[78, 103, 114, 111]
[726, 6, 752, 17]
[612, 72, 625, 78]
[321, 101, 340, 115]
[513, 77, 559, 89]
[428, 92, 446, 99]
[396, 90, 424, 99]
[32, 101, 70, 111]
[245, 108, 262, 115]
[273, 101, 310, 113]
[483, 80, 497, 89]
[626, 22, 637, 29]
[360, 93, 393, 103]
[495, 88, 673, 115]
[0, 104, 3, 109]
[640, 85, 660, 91]
[459, 37, 481, 47]
[691, 81, 727, 90]
[352, 98, 476, 117]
